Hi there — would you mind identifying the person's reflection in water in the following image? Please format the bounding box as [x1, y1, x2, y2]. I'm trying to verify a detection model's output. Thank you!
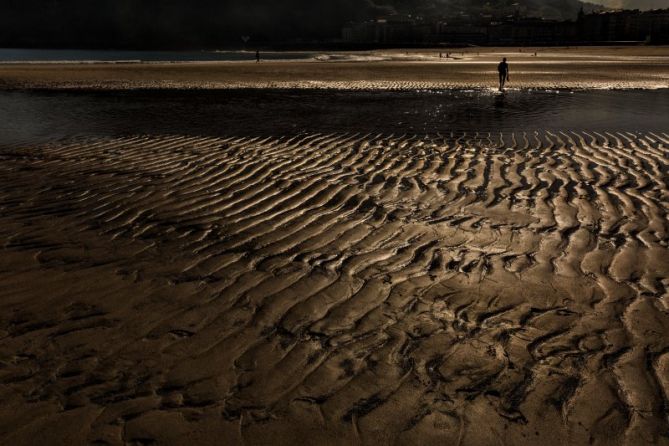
[494, 93, 506, 109]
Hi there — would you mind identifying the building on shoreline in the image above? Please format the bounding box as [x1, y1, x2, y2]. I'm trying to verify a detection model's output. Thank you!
[341, 8, 669, 45]
[578, 8, 669, 43]
[341, 15, 434, 45]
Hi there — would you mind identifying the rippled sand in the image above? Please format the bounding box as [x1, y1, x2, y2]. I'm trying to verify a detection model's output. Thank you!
[1, 130, 668, 445]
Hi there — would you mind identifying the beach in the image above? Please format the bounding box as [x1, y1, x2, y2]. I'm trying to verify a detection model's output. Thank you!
[0, 46, 668, 90]
[1, 48, 669, 446]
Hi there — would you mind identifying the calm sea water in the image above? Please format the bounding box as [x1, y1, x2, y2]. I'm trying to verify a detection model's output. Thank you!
[0, 48, 314, 62]
[0, 89, 667, 144]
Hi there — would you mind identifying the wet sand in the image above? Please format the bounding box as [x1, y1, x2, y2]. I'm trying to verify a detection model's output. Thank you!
[0, 46, 668, 90]
[1, 127, 669, 445]
[1, 46, 669, 445]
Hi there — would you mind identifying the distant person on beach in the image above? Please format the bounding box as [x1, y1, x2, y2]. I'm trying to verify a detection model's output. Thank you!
[256, 50, 260, 63]
[498, 57, 509, 91]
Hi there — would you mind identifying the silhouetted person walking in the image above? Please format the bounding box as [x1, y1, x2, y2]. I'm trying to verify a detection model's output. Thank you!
[498, 57, 509, 91]
[256, 50, 260, 63]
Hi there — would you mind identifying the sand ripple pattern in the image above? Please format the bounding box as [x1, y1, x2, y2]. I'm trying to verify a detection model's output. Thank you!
[1, 131, 669, 445]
